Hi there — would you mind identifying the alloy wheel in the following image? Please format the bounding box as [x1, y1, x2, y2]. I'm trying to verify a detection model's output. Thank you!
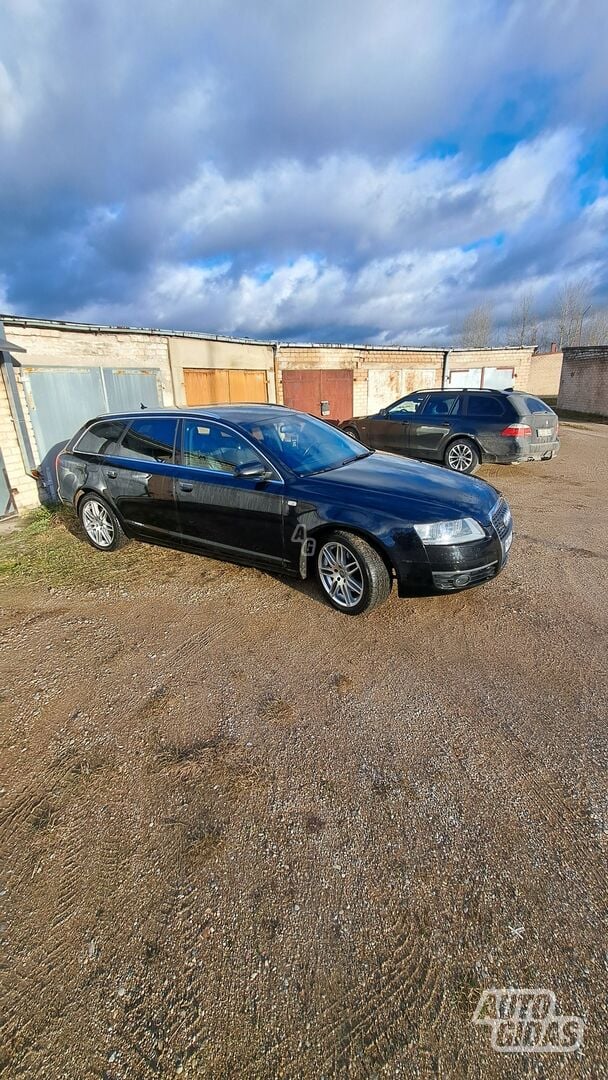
[82, 499, 115, 548]
[318, 541, 364, 609]
[447, 443, 474, 472]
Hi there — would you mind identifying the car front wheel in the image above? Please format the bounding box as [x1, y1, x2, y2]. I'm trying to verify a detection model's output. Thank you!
[316, 531, 391, 614]
[79, 494, 127, 551]
[444, 438, 480, 475]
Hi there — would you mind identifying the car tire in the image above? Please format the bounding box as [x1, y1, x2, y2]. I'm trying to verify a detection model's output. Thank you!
[316, 530, 391, 615]
[78, 493, 128, 551]
[444, 438, 480, 475]
[342, 426, 360, 439]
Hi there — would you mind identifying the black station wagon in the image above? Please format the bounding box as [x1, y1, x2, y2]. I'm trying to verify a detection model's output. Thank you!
[57, 404, 513, 615]
[341, 388, 560, 474]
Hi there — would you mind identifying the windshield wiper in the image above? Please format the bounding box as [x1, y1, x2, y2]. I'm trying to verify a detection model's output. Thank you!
[303, 450, 373, 476]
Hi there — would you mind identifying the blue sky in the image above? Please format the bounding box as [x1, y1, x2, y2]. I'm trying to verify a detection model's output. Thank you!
[1, 0, 607, 344]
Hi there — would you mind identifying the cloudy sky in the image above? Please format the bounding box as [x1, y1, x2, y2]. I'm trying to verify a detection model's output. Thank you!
[1, 0, 608, 343]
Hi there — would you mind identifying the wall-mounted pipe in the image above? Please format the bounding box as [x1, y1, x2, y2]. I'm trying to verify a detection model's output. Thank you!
[0, 319, 36, 474]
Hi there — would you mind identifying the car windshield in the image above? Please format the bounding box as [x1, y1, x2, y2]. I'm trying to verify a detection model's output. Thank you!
[241, 413, 371, 476]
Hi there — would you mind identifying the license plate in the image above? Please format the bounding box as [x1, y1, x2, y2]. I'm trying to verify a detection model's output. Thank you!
[537, 427, 552, 437]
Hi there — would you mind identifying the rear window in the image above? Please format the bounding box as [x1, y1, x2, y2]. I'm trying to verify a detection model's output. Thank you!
[523, 396, 554, 414]
[466, 394, 507, 418]
[119, 417, 178, 463]
[75, 420, 126, 455]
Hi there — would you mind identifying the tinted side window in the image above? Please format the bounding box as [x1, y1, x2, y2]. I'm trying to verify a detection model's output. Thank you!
[182, 420, 263, 474]
[466, 395, 506, 418]
[524, 396, 553, 414]
[119, 418, 178, 462]
[421, 393, 460, 417]
[76, 420, 126, 455]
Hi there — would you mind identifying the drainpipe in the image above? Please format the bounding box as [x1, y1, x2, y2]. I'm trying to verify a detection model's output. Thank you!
[441, 349, 450, 389]
[272, 342, 281, 404]
[0, 318, 36, 473]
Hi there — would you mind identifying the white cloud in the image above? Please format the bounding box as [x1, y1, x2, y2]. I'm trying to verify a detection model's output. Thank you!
[2, 1, 608, 339]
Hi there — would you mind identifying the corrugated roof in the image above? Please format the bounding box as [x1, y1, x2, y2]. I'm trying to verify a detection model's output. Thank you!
[1, 313, 535, 353]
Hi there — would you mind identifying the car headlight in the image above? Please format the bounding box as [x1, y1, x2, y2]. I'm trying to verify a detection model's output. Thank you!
[413, 517, 485, 545]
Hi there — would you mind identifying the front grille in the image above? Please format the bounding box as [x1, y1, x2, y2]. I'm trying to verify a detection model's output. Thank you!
[491, 496, 512, 541]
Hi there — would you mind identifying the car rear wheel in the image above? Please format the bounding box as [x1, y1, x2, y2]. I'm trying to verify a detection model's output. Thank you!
[342, 426, 359, 439]
[316, 531, 391, 615]
[444, 438, 480, 475]
[79, 494, 127, 551]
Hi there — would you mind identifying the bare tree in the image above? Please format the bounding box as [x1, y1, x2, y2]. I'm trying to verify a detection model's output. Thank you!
[585, 309, 608, 346]
[555, 279, 591, 348]
[460, 304, 493, 348]
[508, 290, 538, 347]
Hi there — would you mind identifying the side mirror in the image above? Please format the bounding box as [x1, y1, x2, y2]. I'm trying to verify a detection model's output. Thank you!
[379, 407, 388, 418]
[234, 460, 270, 479]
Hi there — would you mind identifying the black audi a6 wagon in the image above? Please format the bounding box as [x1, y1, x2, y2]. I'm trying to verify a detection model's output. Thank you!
[341, 388, 559, 474]
[57, 405, 513, 615]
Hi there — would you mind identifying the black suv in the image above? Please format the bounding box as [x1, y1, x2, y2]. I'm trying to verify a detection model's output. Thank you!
[341, 388, 559, 474]
[56, 404, 512, 615]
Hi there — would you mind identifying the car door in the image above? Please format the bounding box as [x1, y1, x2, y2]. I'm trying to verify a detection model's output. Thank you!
[408, 391, 461, 461]
[362, 392, 429, 453]
[175, 417, 287, 568]
[102, 415, 181, 537]
[463, 391, 512, 456]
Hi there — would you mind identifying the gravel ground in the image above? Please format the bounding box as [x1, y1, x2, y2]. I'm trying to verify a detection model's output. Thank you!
[1, 423, 607, 1079]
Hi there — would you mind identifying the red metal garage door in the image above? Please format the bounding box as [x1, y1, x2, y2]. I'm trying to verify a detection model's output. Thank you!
[281, 369, 353, 422]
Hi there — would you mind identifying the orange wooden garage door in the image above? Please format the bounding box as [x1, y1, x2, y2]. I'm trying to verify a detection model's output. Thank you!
[281, 369, 353, 422]
[184, 368, 268, 405]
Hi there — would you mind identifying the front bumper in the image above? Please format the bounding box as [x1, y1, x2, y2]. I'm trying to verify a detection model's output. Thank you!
[392, 497, 513, 595]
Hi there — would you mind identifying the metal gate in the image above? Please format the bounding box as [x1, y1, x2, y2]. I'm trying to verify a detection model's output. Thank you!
[281, 369, 353, 422]
[21, 366, 163, 461]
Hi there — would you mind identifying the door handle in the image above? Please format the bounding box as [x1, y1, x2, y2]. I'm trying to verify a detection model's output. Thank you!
[179, 481, 194, 492]
[106, 470, 117, 478]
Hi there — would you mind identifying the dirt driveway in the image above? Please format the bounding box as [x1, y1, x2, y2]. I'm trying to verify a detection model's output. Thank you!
[1, 423, 607, 1079]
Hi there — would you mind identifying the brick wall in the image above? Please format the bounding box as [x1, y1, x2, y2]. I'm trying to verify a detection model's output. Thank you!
[447, 347, 535, 390]
[0, 375, 39, 512]
[5, 324, 174, 402]
[558, 348, 608, 417]
[527, 351, 563, 396]
[277, 346, 444, 413]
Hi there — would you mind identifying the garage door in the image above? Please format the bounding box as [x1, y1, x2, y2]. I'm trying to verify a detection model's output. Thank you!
[447, 367, 514, 390]
[367, 367, 438, 413]
[281, 369, 353, 422]
[22, 365, 162, 460]
[184, 368, 268, 405]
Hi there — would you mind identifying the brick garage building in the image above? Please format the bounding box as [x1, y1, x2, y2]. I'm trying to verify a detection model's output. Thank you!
[444, 347, 536, 393]
[0, 315, 550, 518]
[275, 344, 446, 422]
[558, 346, 608, 418]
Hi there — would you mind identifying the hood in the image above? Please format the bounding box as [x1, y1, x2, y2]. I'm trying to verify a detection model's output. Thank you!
[297, 451, 499, 520]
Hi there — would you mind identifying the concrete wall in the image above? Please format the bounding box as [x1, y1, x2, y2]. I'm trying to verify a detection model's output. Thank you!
[527, 351, 563, 397]
[168, 336, 275, 405]
[558, 347, 608, 417]
[277, 346, 444, 415]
